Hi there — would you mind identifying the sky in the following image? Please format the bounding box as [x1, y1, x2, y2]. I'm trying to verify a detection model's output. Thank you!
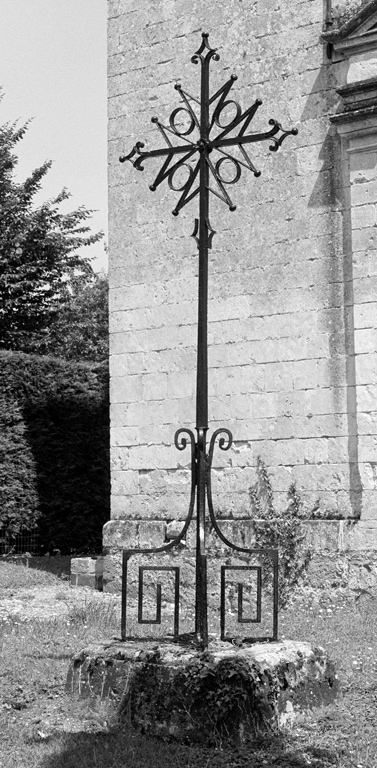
[0, 0, 108, 272]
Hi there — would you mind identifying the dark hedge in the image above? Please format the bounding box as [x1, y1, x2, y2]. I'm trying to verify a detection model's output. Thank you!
[0, 351, 109, 553]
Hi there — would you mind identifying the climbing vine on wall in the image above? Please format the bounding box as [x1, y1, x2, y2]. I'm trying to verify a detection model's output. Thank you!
[249, 456, 312, 606]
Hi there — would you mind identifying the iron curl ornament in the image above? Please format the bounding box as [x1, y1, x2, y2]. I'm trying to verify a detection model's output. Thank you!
[119, 33, 296, 648]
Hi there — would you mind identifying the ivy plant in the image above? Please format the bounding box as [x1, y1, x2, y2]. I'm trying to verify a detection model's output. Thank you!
[249, 456, 311, 606]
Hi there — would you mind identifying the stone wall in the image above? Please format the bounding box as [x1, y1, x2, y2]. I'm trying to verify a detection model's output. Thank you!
[106, 0, 377, 612]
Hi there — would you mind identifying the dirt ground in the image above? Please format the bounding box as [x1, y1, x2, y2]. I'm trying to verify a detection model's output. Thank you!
[0, 582, 119, 620]
[0, 556, 120, 622]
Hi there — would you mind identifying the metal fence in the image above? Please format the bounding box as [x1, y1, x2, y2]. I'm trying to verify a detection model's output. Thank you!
[0, 528, 40, 556]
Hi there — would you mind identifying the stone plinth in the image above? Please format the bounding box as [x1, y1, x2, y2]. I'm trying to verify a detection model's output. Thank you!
[66, 639, 337, 744]
[70, 556, 104, 591]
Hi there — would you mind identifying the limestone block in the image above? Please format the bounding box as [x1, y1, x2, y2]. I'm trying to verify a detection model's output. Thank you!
[144, 398, 180, 426]
[128, 444, 177, 470]
[111, 426, 140, 447]
[359, 490, 377, 519]
[103, 520, 138, 550]
[293, 414, 348, 440]
[165, 371, 195, 400]
[110, 493, 193, 520]
[66, 640, 337, 744]
[351, 203, 377, 231]
[358, 436, 377, 462]
[293, 359, 328, 391]
[353, 252, 377, 283]
[110, 375, 143, 404]
[335, 490, 360, 518]
[138, 522, 166, 549]
[327, 437, 349, 464]
[345, 521, 377, 551]
[208, 294, 250, 323]
[306, 554, 349, 589]
[302, 520, 344, 552]
[70, 557, 104, 591]
[211, 466, 254, 494]
[352, 227, 377, 255]
[209, 319, 246, 348]
[71, 557, 96, 575]
[249, 392, 278, 419]
[264, 362, 294, 392]
[356, 383, 377, 412]
[110, 447, 129, 471]
[354, 302, 377, 329]
[102, 552, 123, 593]
[266, 417, 294, 441]
[301, 438, 329, 465]
[112, 470, 139, 496]
[142, 373, 168, 401]
[351, 179, 377, 208]
[207, 520, 256, 552]
[293, 464, 348, 492]
[358, 413, 377, 436]
[165, 520, 187, 542]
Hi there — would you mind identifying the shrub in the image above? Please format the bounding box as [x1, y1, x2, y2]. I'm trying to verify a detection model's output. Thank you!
[0, 351, 109, 552]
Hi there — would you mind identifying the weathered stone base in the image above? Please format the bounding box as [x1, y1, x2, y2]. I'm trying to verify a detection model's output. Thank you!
[70, 556, 104, 590]
[66, 639, 337, 744]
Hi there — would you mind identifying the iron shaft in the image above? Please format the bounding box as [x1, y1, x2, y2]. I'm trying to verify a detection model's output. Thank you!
[194, 48, 212, 647]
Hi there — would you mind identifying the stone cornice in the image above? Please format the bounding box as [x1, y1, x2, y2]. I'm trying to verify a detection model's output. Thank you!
[322, 0, 377, 42]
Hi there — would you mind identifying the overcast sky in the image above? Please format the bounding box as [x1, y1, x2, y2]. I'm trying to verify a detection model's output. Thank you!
[0, 0, 108, 272]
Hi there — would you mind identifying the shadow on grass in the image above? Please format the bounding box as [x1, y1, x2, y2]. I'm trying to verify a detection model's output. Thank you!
[27, 556, 72, 578]
[37, 724, 339, 768]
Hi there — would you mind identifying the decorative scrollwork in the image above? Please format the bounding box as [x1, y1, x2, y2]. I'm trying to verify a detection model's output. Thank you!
[191, 32, 220, 66]
[174, 427, 196, 452]
[119, 141, 146, 169]
[267, 121, 298, 152]
[169, 107, 196, 136]
[120, 33, 297, 223]
[214, 99, 242, 129]
[208, 428, 233, 466]
[191, 218, 216, 250]
[168, 162, 196, 192]
[215, 156, 241, 185]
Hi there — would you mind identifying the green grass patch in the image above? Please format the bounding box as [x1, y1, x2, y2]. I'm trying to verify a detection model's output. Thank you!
[0, 563, 377, 767]
[0, 559, 63, 591]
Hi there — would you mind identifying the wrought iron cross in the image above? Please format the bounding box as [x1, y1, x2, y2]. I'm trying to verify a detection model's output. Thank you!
[120, 33, 297, 648]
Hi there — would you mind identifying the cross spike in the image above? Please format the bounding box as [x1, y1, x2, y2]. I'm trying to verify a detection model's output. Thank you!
[191, 217, 216, 249]
[191, 217, 199, 248]
[191, 32, 220, 66]
[207, 218, 216, 249]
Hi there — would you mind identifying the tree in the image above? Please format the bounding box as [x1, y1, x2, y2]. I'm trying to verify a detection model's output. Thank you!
[0, 101, 104, 355]
[37, 270, 108, 362]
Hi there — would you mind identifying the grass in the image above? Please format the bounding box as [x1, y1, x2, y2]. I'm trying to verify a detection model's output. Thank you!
[0, 561, 377, 767]
[0, 559, 68, 591]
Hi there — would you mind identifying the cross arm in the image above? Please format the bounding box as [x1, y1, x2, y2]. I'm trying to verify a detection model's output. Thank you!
[210, 121, 298, 152]
[120, 140, 195, 171]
